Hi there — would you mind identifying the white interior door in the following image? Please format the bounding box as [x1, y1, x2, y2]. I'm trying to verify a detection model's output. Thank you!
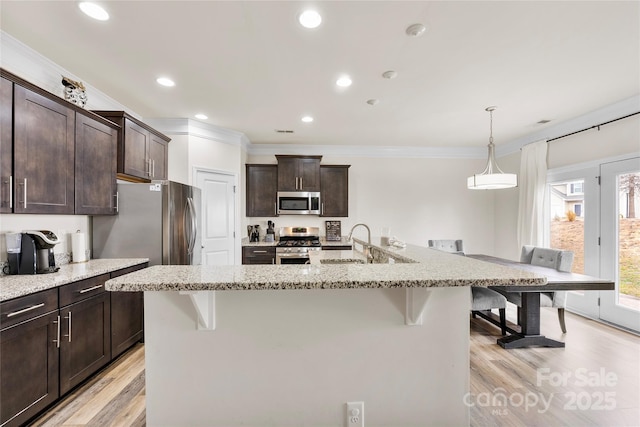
[599, 157, 640, 331]
[195, 169, 236, 266]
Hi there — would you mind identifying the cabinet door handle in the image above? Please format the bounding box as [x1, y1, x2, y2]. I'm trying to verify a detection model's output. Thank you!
[253, 250, 267, 253]
[321, 202, 325, 215]
[274, 202, 277, 216]
[53, 315, 61, 348]
[300, 177, 303, 189]
[114, 192, 119, 212]
[6, 176, 12, 209]
[6, 302, 45, 318]
[295, 177, 298, 190]
[23, 178, 27, 209]
[152, 159, 156, 178]
[64, 311, 72, 342]
[79, 284, 103, 294]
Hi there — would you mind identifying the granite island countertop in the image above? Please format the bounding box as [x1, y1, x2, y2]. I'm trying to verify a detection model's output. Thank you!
[0, 258, 149, 301]
[105, 244, 546, 292]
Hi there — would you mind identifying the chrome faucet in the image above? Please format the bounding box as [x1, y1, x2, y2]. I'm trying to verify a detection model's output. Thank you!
[348, 223, 373, 262]
[347, 223, 371, 244]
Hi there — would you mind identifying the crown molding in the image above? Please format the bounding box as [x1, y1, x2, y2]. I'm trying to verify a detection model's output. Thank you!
[246, 143, 487, 159]
[145, 118, 250, 149]
[497, 95, 640, 157]
[0, 31, 138, 118]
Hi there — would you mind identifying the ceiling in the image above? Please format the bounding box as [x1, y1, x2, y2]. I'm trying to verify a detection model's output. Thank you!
[1, 1, 638, 149]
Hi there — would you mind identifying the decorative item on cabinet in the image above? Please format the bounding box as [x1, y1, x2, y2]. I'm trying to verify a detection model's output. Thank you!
[61, 75, 87, 108]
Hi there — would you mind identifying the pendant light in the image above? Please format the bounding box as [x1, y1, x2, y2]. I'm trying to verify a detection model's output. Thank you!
[467, 106, 518, 190]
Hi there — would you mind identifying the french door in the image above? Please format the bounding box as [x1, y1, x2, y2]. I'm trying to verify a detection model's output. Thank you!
[599, 157, 640, 331]
[547, 156, 640, 332]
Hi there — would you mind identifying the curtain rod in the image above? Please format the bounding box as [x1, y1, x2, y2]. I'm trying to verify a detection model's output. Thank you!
[547, 111, 640, 143]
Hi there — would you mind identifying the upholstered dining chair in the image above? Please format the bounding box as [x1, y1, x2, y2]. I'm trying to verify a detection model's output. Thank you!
[493, 245, 574, 333]
[428, 239, 507, 335]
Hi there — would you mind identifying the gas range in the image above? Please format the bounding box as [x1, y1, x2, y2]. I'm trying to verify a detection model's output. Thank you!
[275, 227, 321, 264]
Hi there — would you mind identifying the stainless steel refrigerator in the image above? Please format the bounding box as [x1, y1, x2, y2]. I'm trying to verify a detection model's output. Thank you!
[92, 181, 201, 266]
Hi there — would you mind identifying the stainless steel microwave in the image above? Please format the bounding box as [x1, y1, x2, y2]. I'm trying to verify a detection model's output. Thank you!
[277, 191, 321, 215]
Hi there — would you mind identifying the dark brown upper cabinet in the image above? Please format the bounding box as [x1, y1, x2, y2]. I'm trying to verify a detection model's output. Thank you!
[320, 165, 350, 217]
[276, 155, 321, 191]
[13, 84, 75, 214]
[93, 111, 169, 182]
[246, 164, 278, 217]
[0, 76, 13, 213]
[75, 112, 118, 215]
[2, 69, 121, 216]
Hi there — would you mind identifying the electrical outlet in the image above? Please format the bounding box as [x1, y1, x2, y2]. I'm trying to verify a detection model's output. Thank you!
[346, 401, 364, 427]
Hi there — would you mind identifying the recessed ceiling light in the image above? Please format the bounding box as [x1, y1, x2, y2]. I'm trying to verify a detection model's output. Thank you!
[156, 77, 175, 87]
[299, 10, 322, 29]
[336, 75, 352, 88]
[406, 23, 427, 37]
[195, 114, 208, 120]
[78, 2, 109, 21]
[301, 116, 314, 123]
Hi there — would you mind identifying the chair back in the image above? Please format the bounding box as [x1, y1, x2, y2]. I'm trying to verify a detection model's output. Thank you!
[520, 245, 574, 272]
[428, 239, 465, 255]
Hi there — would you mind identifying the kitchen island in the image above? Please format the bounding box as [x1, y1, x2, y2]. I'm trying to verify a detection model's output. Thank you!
[106, 244, 545, 427]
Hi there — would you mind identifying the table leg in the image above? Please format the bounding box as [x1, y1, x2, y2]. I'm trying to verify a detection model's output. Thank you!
[497, 292, 565, 349]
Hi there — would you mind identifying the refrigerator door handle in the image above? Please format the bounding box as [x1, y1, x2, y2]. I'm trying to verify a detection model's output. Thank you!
[186, 197, 197, 255]
[183, 198, 191, 255]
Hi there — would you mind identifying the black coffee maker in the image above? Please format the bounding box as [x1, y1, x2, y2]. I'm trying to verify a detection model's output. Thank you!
[4, 230, 60, 275]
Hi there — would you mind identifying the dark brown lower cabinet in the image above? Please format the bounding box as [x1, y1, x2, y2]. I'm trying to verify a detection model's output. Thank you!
[0, 262, 146, 426]
[110, 264, 146, 358]
[242, 246, 276, 264]
[0, 311, 60, 427]
[59, 291, 111, 395]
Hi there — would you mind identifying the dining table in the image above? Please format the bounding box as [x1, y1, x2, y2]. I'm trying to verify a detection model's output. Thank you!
[468, 254, 615, 349]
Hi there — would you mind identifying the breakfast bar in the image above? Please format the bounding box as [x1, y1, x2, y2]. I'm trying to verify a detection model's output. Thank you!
[105, 244, 545, 427]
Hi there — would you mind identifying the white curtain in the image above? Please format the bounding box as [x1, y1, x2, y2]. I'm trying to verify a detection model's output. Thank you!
[517, 140, 548, 249]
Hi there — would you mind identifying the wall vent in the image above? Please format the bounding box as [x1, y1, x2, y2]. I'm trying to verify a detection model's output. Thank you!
[275, 129, 295, 133]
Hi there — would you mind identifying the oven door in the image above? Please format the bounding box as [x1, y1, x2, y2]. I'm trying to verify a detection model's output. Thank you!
[276, 252, 310, 264]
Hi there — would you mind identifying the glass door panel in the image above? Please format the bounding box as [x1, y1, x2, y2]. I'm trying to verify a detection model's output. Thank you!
[549, 179, 585, 274]
[600, 158, 640, 332]
[547, 166, 599, 318]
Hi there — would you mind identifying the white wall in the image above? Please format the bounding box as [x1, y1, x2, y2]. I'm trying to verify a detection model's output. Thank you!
[493, 115, 640, 259]
[144, 286, 471, 426]
[247, 154, 498, 254]
[0, 215, 89, 258]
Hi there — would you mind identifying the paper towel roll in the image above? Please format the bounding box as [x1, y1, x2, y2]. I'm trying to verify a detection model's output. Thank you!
[71, 232, 88, 263]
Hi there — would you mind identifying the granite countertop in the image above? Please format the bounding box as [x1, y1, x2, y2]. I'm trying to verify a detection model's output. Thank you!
[105, 244, 546, 292]
[0, 258, 149, 301]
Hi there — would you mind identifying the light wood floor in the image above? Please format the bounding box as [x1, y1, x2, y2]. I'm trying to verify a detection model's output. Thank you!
[29, 345, 146, 427]
[29, 308, 639, 427]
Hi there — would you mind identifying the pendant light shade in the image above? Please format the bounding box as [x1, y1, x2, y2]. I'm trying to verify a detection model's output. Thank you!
[467, 106, 518, 190]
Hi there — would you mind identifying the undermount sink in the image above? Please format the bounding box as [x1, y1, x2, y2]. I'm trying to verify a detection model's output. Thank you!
[320, 258, 366, 265]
